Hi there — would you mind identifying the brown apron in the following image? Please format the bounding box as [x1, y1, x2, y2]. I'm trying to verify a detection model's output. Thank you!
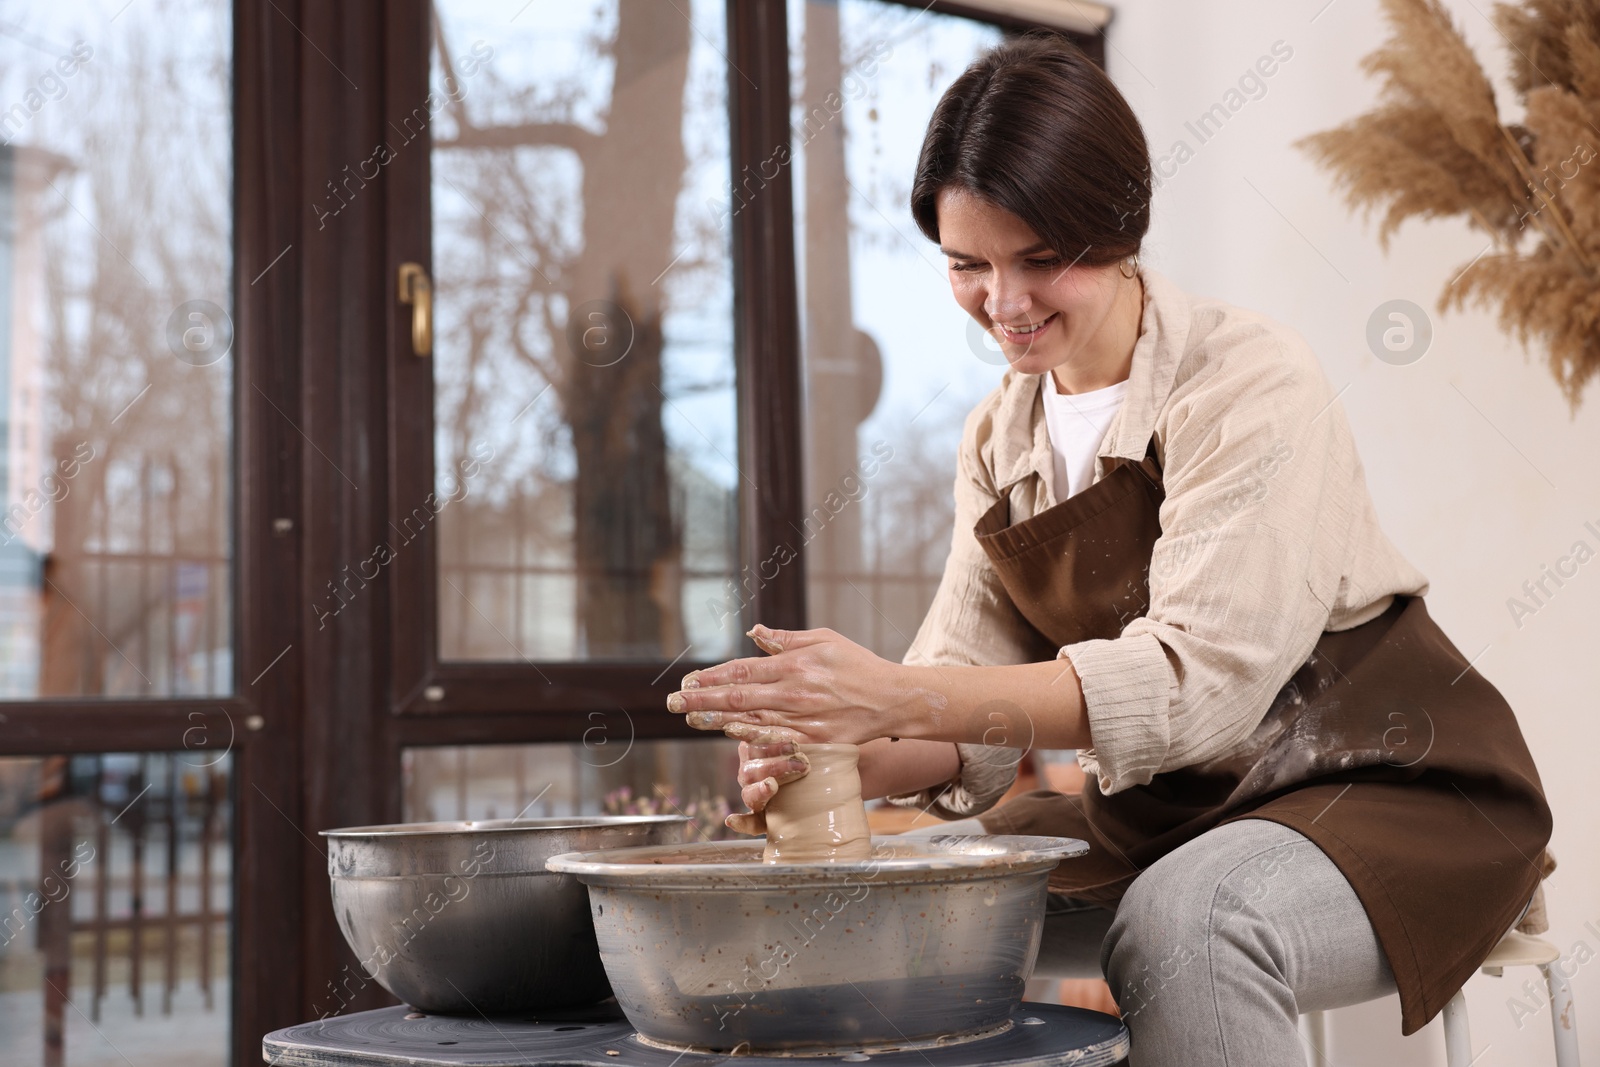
[971, 437, 1552, 1035]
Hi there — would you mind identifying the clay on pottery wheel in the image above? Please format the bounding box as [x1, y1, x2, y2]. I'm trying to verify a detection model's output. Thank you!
[762, 743, 872, 863]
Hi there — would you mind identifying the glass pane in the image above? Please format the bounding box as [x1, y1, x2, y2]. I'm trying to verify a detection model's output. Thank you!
[402, 738, 743, 842]
[0, 2, 233, 699]
[431, 0, 740, 663]
[789, 1, 1003, 660]
[0, 752, 233, 1066]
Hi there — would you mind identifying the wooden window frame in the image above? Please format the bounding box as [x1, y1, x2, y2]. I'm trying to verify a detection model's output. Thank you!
[382, 0, 801, 739]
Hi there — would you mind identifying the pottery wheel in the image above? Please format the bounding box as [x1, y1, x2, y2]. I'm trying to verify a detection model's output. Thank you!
[262, 1002, 1129, 1067]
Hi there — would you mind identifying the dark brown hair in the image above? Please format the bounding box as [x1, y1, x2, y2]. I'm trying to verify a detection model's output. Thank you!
[911, 33, 1151, 268]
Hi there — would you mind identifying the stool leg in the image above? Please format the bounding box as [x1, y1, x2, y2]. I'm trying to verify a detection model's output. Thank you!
[1442, 990, 1472, 1067]
[1541, 962, 1580, 1067]
[1301, 1009, 1330, 1065]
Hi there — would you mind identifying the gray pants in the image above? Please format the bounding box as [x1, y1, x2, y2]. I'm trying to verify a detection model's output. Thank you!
[1031, 818, 1396, 1066]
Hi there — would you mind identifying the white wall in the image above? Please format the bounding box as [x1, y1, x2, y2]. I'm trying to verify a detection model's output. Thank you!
[1103, 2, 1599, 1064]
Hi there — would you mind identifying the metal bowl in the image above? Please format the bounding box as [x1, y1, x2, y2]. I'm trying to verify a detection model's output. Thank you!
[322, 816, 690, 1014]
[545, 834, 1087, 1054]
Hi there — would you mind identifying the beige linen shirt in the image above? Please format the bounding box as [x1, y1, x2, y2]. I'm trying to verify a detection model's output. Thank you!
[886, 263, 1431, 818]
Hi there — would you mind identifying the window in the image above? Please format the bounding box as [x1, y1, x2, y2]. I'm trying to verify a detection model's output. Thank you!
[429, 0, 741, 664]
[394, 2, 1103, 714]
[0, 0, 232, 699]
[0, 3, 234, 1061]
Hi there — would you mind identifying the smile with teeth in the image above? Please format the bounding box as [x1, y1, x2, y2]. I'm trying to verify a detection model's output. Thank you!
[995, 312, 1057, 342]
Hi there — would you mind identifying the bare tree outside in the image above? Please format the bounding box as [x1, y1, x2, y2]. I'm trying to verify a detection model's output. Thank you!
[431, 0, 739, 663]
[0, 0, 231, 701]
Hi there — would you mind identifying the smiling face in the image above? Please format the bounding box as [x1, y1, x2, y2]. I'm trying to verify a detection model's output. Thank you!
[937, 185, 1141, 392]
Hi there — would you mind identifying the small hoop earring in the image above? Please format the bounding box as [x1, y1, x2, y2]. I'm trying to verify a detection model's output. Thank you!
[1119, 254, 1139, 280]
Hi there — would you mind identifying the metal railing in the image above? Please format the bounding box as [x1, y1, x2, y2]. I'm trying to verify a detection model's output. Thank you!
[0, 752, 231, 1067]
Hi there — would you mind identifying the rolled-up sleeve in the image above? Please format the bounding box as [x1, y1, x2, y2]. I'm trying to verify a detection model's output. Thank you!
[1067, 341, 1354, 795]
[882, 395, 1043, 819]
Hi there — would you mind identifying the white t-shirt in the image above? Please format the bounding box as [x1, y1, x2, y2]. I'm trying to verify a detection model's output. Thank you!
[1041, 371, 1129, 501]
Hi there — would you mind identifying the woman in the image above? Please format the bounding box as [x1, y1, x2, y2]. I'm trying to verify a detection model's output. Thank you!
[666, 34, 1552, 1064]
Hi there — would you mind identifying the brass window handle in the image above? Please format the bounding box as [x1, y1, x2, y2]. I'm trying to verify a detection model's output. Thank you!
[397, 262, 432, 356]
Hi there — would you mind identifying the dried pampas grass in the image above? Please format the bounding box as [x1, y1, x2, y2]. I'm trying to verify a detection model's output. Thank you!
[1297, 0, 1600, 413]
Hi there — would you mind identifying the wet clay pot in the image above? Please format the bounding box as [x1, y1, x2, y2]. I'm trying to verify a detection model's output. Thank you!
[762, 743, 872, 863]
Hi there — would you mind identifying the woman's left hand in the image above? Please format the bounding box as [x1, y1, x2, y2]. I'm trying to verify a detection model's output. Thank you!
[666, 624, 908, 745]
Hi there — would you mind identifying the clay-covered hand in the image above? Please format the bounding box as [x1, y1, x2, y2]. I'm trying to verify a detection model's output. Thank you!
[666, 623, 907, 746]
[723, 740, 811, 836]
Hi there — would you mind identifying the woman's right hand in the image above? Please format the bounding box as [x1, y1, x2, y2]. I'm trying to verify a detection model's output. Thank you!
[725, 740, 811, 836]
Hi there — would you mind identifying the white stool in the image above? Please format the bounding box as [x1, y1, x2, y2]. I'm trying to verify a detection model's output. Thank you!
[1301, 929, 1579, 1067]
